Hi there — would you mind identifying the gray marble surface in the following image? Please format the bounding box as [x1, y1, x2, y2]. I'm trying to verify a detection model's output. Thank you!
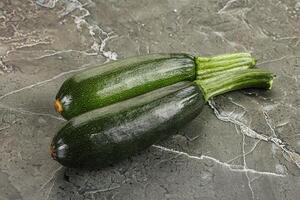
[0, 0, 299, 199]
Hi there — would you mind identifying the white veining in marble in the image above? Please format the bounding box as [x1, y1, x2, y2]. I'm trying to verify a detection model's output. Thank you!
[0, 0, 299, 199]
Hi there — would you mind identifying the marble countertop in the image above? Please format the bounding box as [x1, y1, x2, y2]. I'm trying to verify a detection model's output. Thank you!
[0, 0, 299, 199]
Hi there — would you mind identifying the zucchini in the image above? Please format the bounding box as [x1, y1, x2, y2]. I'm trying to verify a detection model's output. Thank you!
[55, 54, 195, 119]
[55, 53, 256, 119]
[51, 81, 205, 168]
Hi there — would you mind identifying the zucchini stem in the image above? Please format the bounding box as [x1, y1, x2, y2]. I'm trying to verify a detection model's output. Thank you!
[194, 53, 274, 101]
[196, 53, 252, 63]
[196, 65, 251, 80]
[195, 53, 256, 79]
[195, 69, 274, 101]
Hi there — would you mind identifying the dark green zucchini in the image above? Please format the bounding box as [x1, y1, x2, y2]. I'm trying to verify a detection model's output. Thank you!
[55, 53, 257, 119]
[51, 81, 205, 168]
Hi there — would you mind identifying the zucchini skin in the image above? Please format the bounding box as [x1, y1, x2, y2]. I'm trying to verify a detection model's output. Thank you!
[56, 53, 195, 119]
[51, 81, 204, 168]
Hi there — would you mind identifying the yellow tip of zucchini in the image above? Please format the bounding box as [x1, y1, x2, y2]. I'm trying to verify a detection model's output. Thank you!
[54, 99, 63, 113]
[50, 144, 57, 160]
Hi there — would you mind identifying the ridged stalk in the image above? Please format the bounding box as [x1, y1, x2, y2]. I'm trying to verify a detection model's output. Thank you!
[195, 69, 274, 101]
[195, 53, 256, 79]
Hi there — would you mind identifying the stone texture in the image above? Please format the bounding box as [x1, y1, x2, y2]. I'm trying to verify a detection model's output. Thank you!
[0, 0, 299, 199]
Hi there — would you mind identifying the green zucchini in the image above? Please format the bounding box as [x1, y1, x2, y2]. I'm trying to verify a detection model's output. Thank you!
[55, 54, 195, 119]
[55, 53, 256, 119]
[51, 81, 205, 168]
